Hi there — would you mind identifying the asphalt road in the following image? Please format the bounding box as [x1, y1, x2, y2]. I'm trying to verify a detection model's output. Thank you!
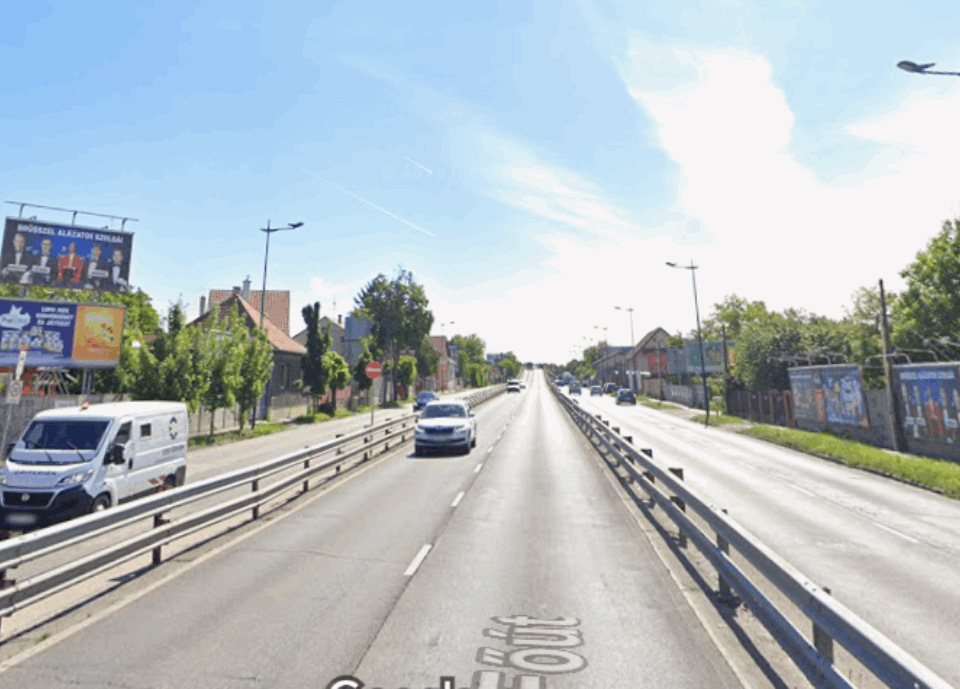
[567, 389, 960, 686]
[0, 371, 743, 689]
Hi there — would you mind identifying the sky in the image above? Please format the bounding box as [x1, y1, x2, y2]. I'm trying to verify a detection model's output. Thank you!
[3, 0, 960, 364]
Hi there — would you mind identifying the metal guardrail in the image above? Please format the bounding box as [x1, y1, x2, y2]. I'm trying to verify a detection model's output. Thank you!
[0, 384, 505, 634]
[550, 383, 953, 689]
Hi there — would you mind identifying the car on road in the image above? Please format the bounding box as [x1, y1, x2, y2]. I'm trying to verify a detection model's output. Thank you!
[568, 382, 582, 394]
[414, 391, 439, 411]
[590, 385, 602, 396]
[414, 401, 477, 456]
[507, 380, 522, 393]
[604, 383, 618, 394]
[616, 389, 637, 405]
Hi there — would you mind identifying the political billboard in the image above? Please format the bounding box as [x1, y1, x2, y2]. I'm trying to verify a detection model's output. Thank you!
[683, 340, 735, 374]
[1, 217, 133, 292]
[892, 364, 960, 446]
[0, 298, 125, 369]
[789, 364, 869, 428]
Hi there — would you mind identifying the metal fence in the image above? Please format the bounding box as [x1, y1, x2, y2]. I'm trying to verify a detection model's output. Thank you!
[551, 383, 951, 689]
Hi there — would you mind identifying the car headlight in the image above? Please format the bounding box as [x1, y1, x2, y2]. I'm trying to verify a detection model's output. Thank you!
[58, 470, 93, 486]
[0, 473, 7, 486]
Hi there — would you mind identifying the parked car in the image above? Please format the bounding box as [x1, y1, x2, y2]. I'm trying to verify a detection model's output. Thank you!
[414, 401, 477, 456]
[616, 389, 637, 405]
[0, 401, 189, 530]
[414, 391, 439, 411]
[590, 385, 602, 396]
[569, 382, 582, 394]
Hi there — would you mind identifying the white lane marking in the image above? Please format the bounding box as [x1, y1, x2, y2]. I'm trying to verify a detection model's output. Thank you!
[451, 491, 465, 507]
[474, 463, 483, 473]
[487, 447, 493, 454]
[874, 522, 920, 544]
[794, 485, 816, 497]
[404, 544, 432, 576]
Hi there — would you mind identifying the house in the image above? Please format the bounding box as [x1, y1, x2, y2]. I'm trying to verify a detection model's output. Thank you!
[206, 276, 292, 335]
[627, 327, 672, 394]
[425, 336, 458, 392]
[192, 288, 307, 421]
[293, 314, 347, 361]
[592, 346, 633, 390]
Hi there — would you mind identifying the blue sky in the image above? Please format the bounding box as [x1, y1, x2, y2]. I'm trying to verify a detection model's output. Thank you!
[3, 0, 960, 363]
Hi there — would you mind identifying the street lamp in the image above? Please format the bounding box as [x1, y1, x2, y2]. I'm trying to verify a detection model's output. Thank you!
[259, 220, 304, 327]
[667, 260, 710, 427]
[439, 321, 455, 336]
[897, 60, 960, 76]
[614, 306, 635, 345]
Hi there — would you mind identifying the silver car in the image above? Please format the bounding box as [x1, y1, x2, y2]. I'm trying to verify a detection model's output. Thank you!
[414, 401, 477, 456]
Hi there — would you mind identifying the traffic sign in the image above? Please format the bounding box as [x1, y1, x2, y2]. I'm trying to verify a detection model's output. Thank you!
[365, 362, 382, 379]
[5, 380, 23, 405]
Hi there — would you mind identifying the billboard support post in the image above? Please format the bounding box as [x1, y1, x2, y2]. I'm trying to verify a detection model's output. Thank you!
[879, 279, 906, 452]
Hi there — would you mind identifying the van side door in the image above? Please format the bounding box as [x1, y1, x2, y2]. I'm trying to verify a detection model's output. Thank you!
[104, 420, 132, 502]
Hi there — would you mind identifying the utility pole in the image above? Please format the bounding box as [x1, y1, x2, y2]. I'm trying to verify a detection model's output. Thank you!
[879, 279, 906, 452]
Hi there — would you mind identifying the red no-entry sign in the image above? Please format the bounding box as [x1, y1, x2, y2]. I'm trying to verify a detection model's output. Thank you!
[365, 362, 382, 379]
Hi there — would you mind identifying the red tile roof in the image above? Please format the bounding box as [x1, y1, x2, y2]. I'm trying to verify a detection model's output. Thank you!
[190, 294, 305, 355]
[208, 289, 291, 335]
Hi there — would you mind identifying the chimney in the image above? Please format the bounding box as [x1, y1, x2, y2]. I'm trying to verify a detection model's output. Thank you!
[338, 313, 342, 325]
[242, 275, 251, 302]
[199, 296, 206, 315]
[232, 285, 241, 297]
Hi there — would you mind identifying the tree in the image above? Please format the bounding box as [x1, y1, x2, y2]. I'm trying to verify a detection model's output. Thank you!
[200, 304, 244, 435]
[146, 304, 214, 413]
[397, 354, 418, 396]
[323, 350, 351, 413]
[700, 294, 770, 340]
[353, 337, 375, 399]
[414, 337, 439, 383]
[498, 352, 523, 379]
[892, 216, 960, 351]
[299, 302, 333, 412]
[237, 323, 274, 430]
[353, 268, 434, 400]
[451, 334, 488, 388]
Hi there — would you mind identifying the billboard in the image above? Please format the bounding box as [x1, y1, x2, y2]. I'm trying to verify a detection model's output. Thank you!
[788, 365, 869, 428]
[0, 298, 125, 369]
[1, 217, 133, 292]
[893, 364, 960, 446]
[683, 340, 735, 374]
[647, 353, 669, 375]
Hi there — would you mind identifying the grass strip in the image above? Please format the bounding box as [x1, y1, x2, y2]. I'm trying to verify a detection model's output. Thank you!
[188, 421, 289, 448]
[690, 413, 750, 426]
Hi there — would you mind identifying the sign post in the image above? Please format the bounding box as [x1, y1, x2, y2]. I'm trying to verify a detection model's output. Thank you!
[365, 362, 382, 426]
[1, 346, 28, 462]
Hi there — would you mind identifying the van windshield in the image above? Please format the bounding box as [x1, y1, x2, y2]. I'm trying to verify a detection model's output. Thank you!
[20, 420, 110, 456]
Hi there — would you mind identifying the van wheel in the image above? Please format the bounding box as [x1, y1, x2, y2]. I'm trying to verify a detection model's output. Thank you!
[160, 476, 176, 492]
[91, 494, 111, 513]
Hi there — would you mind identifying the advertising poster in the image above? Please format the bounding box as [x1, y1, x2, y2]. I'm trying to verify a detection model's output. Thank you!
[646, 353, 669, 375]
[789, 368, 825, 422]
[0, 298, 125, 369]
[683, 340, 735, 374]
[820, 365, 870, 428]
[1, 217, 133, 292]
[893, 364, 960, 446]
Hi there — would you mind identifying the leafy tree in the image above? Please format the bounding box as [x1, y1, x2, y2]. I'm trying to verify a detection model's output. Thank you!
[414, 337, 439, 382]
[731, 311, 805, 389]
[397, 354, 417, 395]
[353, 268, 434, 400]
[299, 302, 333, 412]
[323, 350, 351, 412]
[498, 352, 523, 379]
[353, 337, 375, 397]
[237, 323, 274, 430]
[700, 294, 770, 340]
[200, 304, 244, 435]
[142, 303, 213, 413]
[451, 334, 488, 388]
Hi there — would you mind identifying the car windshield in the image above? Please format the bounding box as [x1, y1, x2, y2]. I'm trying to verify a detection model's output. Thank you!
[420, 404, 467, 419]
[20, 420, 109, 455]
[417, 393, 436, 400]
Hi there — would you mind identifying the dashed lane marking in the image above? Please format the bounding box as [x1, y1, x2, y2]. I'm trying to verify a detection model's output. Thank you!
[474, 463, 483, 473]
[404, 544, 432, 576]
[451, 491, 465, 507]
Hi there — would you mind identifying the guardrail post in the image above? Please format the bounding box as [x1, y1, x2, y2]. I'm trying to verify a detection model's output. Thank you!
[717, 532, 732, 600]
[624, 435, 633, 444]
[669, 467, 686, 548]
[152, 514, 170, 565]
[336, 433, 344, 455]
[813, 587, 835, 665]
[303, 457, 311, 492]
[252, 477, 260, 519]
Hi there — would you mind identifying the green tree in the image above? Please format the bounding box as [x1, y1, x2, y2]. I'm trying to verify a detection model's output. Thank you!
[701, 294, 770, 340]
[451, 334, 488, 388]
[397, 354, 418, 396]
[323, 350, 351, 412]
[143, 303, 213, 413]
[498, 352, 523, 379]
[237, 323, 274, 430]
[299, 302, 333, 412]
[353, 337, 375, 398]
[414, 337, 439, 383]
[353, 268, 434, 400]
[200, 304, 244, 435]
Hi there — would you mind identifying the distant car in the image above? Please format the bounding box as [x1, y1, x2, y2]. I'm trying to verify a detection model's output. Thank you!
[414, 401, 477, 456]
[616, 389, 637, 405]
[507, 381, 522, 393]
[604, 383, 617, 394]
[590, 385, 602, 396]
[568, 382, 581, 394]
[414, 391, 439, 411]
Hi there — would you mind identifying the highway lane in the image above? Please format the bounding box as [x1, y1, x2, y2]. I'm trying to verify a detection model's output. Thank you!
[567, 388, 960, 686]
[0, 370, 743, 689]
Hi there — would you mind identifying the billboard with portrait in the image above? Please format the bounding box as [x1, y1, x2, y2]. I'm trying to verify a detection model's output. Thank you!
[1, 217, 133, 292]
[893, 364, 960, 446]
[0, 298, 125, 369]
[683, 340, 735, 374]
[789, 364, 869, 427]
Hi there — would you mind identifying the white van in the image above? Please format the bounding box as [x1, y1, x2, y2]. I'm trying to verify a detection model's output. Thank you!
[0, 401, 188, 530]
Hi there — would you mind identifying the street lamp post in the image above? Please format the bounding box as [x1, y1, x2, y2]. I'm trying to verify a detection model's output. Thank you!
[897, 60, 960, 77]
[614, 306, 635, 345]
[667, 260, 710, 427]
[256, 219, 303, 426]
[440, 321, 455, 336]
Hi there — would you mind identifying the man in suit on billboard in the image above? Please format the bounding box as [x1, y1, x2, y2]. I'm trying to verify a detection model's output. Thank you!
[1, 233, 32, 283]
[84, 244, 108, 290]
[27, 238, 56, 285]
[109, 247, 130, 292]
[57, 241, 85, 285]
